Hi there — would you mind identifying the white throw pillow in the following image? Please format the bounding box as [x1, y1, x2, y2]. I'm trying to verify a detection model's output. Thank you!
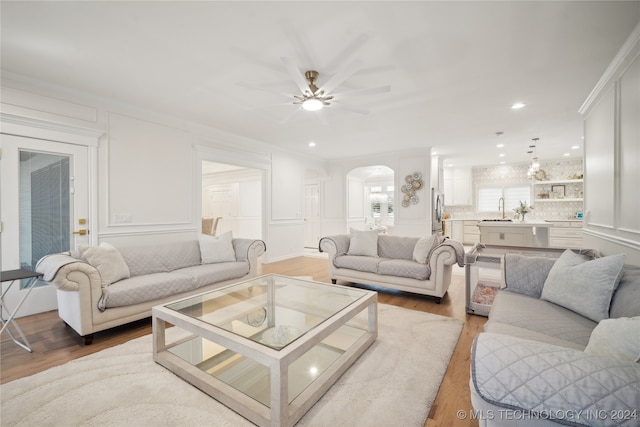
[412, 235, 439, 264]
[80, 242, 130, 287]
[541, 250, 625, 322]
[584, 316, 640, 362]
[199, 231, 236, 264]
[347, 228, 379, 257]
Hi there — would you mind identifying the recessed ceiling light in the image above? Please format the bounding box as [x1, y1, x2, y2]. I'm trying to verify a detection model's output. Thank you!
[500, 161, 506, 165]
[511, 102, 526, 109]
[571, 145, 580, 150]
[563, 153, 570, 157]
[499, 153, 505, 157]
[496, 144, 504, 148]
[308, 142, 316, 147]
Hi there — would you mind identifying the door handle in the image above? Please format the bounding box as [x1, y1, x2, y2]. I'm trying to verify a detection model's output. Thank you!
[73, 229, 88, 235]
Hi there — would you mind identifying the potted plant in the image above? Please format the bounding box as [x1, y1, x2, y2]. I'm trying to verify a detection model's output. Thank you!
[514, 201, 533, 222]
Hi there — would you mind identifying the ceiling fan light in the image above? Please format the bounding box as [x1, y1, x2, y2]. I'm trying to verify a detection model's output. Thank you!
[302, 98, 323, 111]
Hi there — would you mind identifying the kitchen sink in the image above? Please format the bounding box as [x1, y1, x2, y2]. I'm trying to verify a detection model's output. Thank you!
[480, 219, 513, 222]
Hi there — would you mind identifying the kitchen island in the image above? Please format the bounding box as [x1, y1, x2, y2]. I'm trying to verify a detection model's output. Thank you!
[477, 220, 552, 248]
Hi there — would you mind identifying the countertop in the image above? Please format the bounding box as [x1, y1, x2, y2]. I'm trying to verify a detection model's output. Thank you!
[477, 221, 552, 227]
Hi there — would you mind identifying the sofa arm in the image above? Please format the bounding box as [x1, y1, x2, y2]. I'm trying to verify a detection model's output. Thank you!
[471, 333, 640, 427]
[319, 235, 350, 256]
[232, 239, 266, 276]
[36, 253, 102, 292]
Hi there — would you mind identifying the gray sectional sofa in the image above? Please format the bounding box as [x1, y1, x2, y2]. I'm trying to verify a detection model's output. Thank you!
[319, 231, 464, 302]
[37, 237, 265, 344]
[470, 250, 640, 427]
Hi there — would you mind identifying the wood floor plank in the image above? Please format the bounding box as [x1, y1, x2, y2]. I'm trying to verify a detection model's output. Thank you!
[0, 256, 485, 426]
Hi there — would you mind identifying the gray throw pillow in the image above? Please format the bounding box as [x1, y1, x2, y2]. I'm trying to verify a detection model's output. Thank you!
[584, 316, 640, 362]
[347, 228, 379, 257]
[199, 231, 236, 264]
[504, 254, 556, 298]
[79, 242, 130, 287]
[412, 235, 439, 264]
[541, 250, 625, 322]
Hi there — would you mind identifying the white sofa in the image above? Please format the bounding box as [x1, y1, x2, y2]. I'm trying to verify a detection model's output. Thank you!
[319, 233, 464, 303]
[470, 250, 640, 427]
[36, 238, 266, 344]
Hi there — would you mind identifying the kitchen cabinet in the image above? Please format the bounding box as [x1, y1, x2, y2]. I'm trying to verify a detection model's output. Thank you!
[477, 221, 551, 248]
[444, 220, 464, 242]
[533, 179, 583, 203]
[444, 167, 472, 206]
[463, 220, 480, 244]
[547, 220, 583, 249]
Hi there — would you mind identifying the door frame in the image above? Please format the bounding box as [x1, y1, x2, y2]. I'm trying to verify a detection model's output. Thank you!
[1, 113, 103, 316]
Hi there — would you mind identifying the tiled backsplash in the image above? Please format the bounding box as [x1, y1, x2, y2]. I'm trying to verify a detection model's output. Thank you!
[444, 159, 583, 220]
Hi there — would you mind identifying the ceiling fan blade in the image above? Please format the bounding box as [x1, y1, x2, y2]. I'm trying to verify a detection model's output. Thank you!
[236, 82, 293, 100]
[320, 59, 363, 95]
[281, 57, 311, 94]
[331, 85, 391, 100]
[329, 101, 369, 115]
[324, 33, 370, 72]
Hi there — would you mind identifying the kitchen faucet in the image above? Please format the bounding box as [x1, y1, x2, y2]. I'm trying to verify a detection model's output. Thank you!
[498, 197, 506, 219]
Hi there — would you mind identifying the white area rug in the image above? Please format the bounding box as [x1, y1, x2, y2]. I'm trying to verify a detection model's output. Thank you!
[1, 304, 463, 427]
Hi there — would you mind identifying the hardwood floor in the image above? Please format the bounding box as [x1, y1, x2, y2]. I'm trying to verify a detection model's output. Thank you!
[1, 256, 486, 426]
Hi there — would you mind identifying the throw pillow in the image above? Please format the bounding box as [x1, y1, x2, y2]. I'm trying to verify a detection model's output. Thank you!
[541, 250, 625, 322]
[347, 228, 379, 257]
[503, 254, 556, 298]
[412, 235, 439, 264]
[584, 317, 640, 362]
[79, 242, 130, 287]
[199, 231, 236, 264]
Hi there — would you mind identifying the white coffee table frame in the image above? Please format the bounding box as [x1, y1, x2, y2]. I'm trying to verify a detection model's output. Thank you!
[152, 275, 377, 427]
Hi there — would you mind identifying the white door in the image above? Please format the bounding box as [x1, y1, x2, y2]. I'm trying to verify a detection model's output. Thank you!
[1, 134, 90, 317]
[304, 184, 320, 248]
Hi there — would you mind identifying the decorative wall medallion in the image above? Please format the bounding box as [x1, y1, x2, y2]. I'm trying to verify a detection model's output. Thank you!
[401, 172, 423, 207]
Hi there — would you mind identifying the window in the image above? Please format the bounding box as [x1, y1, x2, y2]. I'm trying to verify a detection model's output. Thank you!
[369, 185, 394, 220]
[477, 185, 531, 213]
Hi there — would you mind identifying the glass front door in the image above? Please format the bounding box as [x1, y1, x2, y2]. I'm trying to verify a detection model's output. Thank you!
[1, 134, 90, 317]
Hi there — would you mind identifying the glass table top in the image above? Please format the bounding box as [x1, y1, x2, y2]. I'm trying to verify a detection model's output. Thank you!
[165, 275, 368, 350]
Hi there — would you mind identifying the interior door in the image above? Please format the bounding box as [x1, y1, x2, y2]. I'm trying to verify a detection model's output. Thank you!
[1, 134, 90, 317]
[304, 184, 320, 248]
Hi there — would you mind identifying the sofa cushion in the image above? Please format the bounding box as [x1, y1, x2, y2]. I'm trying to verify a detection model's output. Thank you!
[378, 259, 430, 280]
[199, 231, 236, 264]
[347, 228, 379, 257]
[487, 290, 597, 349]
[98, 272, 197, 310]
[411, 235, 439, 264]
[174, 261, 249, 288]
[541, 250, 625, 322]
[378, 235, 419, 260]
[610, 265, 640, 318]
[79, 242, 130, 287]
[584, 316, 640, 362]
[118, 241, 202, 277]
[503, 254, 556, 298]
[334, 254, 381, 273]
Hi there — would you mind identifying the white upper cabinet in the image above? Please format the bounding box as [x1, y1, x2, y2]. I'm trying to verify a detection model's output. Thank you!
[444, 167, 472, 206]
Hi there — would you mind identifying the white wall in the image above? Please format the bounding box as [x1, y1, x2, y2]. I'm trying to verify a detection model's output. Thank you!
[323, 149, 433, 237]
[580, 23, 640, 264]
[0, 79, 326, 262]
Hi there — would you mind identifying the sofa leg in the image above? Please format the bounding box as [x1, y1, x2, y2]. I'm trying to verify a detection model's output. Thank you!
[331, 279, 337, 284]
[434, 297, 442, 304]
[82, 334, 94, 345]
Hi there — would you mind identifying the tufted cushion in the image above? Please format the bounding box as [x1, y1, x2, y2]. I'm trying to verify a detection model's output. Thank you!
[378, 259, 430, 280]
[118, 241, 201, 277]
[378, 235, 419, 260]
[334, 255, 381, 273]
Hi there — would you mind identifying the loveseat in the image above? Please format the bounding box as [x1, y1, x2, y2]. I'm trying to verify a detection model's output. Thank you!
[470, 249, 640, 427]
[319, 230, 464, 303]
[36, 235, 266, 344]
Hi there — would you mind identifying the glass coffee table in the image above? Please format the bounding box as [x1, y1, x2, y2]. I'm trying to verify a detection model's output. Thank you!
[152, 274, 377, 427]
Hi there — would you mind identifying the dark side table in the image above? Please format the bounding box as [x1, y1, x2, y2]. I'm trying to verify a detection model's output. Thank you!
[1, 269, 44, 352]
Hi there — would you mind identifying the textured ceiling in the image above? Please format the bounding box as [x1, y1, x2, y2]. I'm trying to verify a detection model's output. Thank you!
[2, 1, 639, 166]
